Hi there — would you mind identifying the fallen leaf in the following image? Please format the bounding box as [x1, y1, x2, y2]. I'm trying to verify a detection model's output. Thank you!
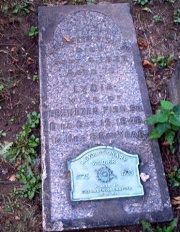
[15, 216, 20, 220]
[9, 174, 16, 181]
[63, 35, 71, 42]
[162, 141, 169, 147]
[8, 69, 14, 73]
[15, 159, 21, 168]
[143, 59, 154, 68]
[27, 57, 34, 64]
[140, 173, 150, 182]
[60, 1, 68, 4]
[11, 47, 17, 52]
[138, 40, 148, 49]
[171, 196, 180, 205]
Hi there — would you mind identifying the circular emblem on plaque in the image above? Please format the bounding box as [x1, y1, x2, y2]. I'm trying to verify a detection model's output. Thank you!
[97, 166, 116, 183]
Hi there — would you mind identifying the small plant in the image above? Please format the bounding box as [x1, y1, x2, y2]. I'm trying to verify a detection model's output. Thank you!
[1, 1, 31, 15]
[168, 166, 180, 187]
[12, 1, 31, 15]
[142, 218, 177, 232]
[146, 100, 180, 150]
[174, 10, 180, 24]
[86, 0, 96, 3]
[0, 84, 4, 92]
[32, 75, 38, 81]
[2, 5, 9, 13]
[28, 26, 38, 38]
[1, 112, 41, 199]
[151, 55, 173, 69]
[166, 0, 175, 3]
[27, 111, 40, 128]
[133, 0, 149, 6]
[16, 164, 41, 199]
[69, 0, 85, 4]
[153, 15, 162, 22]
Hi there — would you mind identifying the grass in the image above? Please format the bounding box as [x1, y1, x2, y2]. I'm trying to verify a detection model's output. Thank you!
[0, 193, 41, 232]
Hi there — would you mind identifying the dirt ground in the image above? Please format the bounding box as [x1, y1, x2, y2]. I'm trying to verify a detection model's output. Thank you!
[0, 0, 180, 231]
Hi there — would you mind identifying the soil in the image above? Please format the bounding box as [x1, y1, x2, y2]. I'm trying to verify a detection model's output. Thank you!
[0, 0, 180, 231]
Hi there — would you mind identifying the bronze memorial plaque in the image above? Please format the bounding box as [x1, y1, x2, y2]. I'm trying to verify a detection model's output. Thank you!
[68, 146, 144, 201]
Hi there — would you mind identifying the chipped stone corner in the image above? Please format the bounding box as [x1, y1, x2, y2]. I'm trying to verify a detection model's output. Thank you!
[42, 214, 64, 231]
[51, 221, 64, 231]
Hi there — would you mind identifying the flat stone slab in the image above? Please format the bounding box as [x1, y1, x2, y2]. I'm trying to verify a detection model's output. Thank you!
[39, 3, 173, 231]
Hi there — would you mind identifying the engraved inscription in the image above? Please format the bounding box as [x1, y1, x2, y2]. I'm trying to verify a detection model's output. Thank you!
[46, 10, 146, 148]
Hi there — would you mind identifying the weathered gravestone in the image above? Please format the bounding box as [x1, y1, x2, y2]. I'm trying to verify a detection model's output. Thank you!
[39, 3, 173, 231]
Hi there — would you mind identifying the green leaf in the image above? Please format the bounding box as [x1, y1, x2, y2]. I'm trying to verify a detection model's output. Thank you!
[0, 142, 13, 156]
[149, 128, 162, 139]
[171, 124, 179, 131]
[157, 56, 164, 62]
[156, 227, 162, 232]
[23, 8, 30, 14]
[146, 111, 168, 125]
[151, 58, 156, 63]
[169, 114, 180, 126]
[160, 100, 173, 110]
[146, 115, 158, 125]
[157, 112, 169, 123]
[172, 180, 180, 187]
[141, 220, 154, 232]
[173, 104, 180, 114]
[5, 205, 12, 212]
[168, 218, 178, 231]
[12, 8, 19, 14]
[166, 55, 173, 66]
[165, 130, 175, 146]
[28, 141, 38, 147]
[156, 123, 170, 134]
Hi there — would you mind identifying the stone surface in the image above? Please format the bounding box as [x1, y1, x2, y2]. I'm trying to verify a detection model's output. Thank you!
[39, 3, 173, 231]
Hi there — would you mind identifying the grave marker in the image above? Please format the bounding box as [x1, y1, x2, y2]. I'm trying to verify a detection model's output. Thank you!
[39, 3, 173, 231]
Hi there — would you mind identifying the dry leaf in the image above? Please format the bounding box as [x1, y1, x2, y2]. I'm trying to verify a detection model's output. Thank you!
[143, 59, 154, 68]
[9, 174, 16, 181]
[162, 141, 169, 147]
[11, 47, 17, 52]
[15, 216, 20, 220]
[171, 196, 180, 205]
[61, 1, 68, 5]
[138, 40, 148, 49]
[8, 69, 14, 73]
[140, 173, 150, 182]
[27, 57, 34, 64]
[63, 35, 71, 42]
[15, 160, 21, 168]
